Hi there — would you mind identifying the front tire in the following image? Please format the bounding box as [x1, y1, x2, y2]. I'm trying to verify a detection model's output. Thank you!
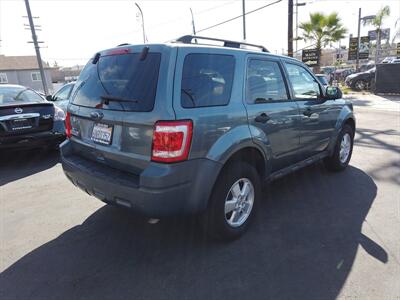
[201, 162, 261, 241]
[324, 124, 354, 171]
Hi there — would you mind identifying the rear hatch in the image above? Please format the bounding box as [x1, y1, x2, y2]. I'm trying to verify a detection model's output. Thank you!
[0, 88, 54, 137]
[67, 44, 176, 174]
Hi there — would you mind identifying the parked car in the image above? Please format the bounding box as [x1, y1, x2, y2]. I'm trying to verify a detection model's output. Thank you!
[0, 84, 65, 150]
[345, 67, 376, 91]
[315, 74, 329, 87]
[334, 68, 355, 82]
[60, 36, 355, 240]
[46, 82, 75, 112]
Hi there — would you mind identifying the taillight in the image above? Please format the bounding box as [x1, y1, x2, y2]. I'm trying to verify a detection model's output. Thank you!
[151, 120, 193, 163]
[65, 112, 71, 138]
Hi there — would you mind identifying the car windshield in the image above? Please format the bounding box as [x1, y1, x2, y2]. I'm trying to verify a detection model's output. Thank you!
[0, 86, 45, 106]
[316, 75, 328, 85]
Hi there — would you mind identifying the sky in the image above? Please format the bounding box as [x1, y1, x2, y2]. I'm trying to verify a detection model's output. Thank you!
[0, 0, 399, 67]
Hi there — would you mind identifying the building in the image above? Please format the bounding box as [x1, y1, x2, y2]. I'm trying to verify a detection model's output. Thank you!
[50, 65, 84, 84]
[0, 55, 53, 92]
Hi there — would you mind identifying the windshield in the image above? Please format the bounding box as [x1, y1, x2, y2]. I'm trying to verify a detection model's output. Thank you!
[316, 75, 328, 85]
[71, 52, 161, 111]
[0, 86, 45, 106]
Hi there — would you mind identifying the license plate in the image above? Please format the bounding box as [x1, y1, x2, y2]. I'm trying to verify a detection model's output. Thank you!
[91, 123, 113, 145]
[11, 118, 33, 130]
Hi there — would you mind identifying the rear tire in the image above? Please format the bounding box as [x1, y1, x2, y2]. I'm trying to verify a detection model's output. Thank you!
[353, 80, 367, 91]
[324, 124, 354, 172]
[201, 161, 261, 241]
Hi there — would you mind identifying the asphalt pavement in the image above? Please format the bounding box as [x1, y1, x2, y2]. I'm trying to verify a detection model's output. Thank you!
[1, 93, 399, 300]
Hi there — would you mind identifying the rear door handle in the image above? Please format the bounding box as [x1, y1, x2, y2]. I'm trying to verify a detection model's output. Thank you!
[255, 113, 270, 123]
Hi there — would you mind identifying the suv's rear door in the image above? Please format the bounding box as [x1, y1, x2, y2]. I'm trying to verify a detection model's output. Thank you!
[244, 55, 301, 172]
[67, 45, 176, 174]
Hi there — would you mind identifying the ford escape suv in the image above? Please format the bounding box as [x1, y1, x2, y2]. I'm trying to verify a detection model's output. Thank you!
[61, 36, 355, 240]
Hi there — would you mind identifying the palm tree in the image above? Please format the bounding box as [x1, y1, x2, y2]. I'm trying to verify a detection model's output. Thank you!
[363, 5, 391, 63]
[299, 12, 347, 70]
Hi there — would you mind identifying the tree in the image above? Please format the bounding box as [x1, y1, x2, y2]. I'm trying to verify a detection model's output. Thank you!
[299, 12, 347, 70]
[363, 5, 391, 63]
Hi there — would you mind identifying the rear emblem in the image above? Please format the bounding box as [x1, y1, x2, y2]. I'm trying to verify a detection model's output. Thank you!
[15, 107, 23, 114]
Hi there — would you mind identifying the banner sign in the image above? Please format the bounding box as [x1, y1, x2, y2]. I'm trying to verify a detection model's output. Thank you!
[359, 36, 370, 59]
[368, 28, 390, 41]
[302, 49, 319, 67]
[348, 36, 370, 61]
[397, 43, 400, 58]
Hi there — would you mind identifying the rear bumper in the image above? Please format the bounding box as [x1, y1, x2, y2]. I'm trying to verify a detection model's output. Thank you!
[0, 130, 65, 150]
[60, 140, 222, 217]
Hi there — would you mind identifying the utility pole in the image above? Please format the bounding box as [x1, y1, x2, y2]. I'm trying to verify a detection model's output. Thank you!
[356, 8, 361, 71]
[295, 1, 306, 55]
[190, 8, 196, 35]
[135, 2, 146, 43]
[288, 0, 293, 57]
[24, 0, 48, 95]
[242, 0, 246, 40]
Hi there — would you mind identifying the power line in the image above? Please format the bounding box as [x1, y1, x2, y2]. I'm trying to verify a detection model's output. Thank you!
[197, 0, 283, 34]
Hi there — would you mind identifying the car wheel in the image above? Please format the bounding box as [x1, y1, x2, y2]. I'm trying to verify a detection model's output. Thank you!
[324, 124, 354, 172]
[354, 80, 367, 91]
[201, 161, 261, 241]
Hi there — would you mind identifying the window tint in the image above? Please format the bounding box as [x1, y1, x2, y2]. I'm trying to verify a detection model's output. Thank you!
[72, 53, 161, 112]
[54, 85, 72, 101]
[181, 54, 235, 108]
[246, 59, 288, 103]
[285, 63, 320, 99]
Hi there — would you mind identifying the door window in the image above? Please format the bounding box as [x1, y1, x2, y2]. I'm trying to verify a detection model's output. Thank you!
[246, 59, 289, 103]
[284, 63, 320, 99]
[54, 85, 72, 101]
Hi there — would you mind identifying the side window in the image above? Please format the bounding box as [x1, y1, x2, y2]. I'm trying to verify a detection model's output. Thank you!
[181, 54, 235, 108]
[54, 85, 72, 101]
[284, 63, 320, 99]
[246, 59, 288, 103]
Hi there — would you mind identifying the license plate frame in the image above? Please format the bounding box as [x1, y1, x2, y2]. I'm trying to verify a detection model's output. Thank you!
[11, 118, 33, 131]
[91, 123, 113, 145]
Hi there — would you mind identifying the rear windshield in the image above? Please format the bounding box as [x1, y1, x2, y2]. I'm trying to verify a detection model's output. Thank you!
[0, 86, 44, 106]
[71, 52, 161, 111]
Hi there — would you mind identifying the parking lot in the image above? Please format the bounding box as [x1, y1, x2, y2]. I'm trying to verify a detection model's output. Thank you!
[1, 94, 399, 300]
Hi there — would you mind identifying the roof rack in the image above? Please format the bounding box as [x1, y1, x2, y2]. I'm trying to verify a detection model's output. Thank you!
[175, 35, 269, 53]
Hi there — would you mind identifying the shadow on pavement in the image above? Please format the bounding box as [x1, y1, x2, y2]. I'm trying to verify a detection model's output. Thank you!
[0, 149, 60, 186]
[0, 164, 383, 300]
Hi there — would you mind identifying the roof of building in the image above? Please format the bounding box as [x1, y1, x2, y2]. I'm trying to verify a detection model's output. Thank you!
[0, 55, 51, 71]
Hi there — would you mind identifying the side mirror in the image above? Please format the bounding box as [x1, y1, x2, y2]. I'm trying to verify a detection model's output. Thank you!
[46, 95, 54, 101]
[325, 86, 342, 100]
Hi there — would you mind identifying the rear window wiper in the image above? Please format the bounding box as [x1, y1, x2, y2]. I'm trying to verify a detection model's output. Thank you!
[100, 95, 139, 105]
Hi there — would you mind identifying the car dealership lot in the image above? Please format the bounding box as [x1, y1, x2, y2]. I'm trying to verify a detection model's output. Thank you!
[1, 94, 399, 300]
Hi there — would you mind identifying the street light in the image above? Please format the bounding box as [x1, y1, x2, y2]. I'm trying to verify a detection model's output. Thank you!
[356, 8, 376, 71]
[135, 2, 147, 43]
[295, 0, 306, 54]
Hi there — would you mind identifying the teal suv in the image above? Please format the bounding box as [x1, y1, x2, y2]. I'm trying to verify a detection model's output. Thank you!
[61, 36, 355, 240]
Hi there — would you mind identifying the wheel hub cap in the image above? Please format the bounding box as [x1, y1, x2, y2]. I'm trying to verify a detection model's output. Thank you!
[224, 178, 255, 227]
[339, 133, 351, 163]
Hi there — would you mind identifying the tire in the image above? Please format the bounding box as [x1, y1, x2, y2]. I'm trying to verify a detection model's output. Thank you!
[324, 124, 354, 172]
[201, 161, 261, 241]
[353, 80, 367, 91]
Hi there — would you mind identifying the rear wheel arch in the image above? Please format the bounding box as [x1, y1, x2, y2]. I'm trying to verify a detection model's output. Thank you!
[220, 146, 266, 181]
